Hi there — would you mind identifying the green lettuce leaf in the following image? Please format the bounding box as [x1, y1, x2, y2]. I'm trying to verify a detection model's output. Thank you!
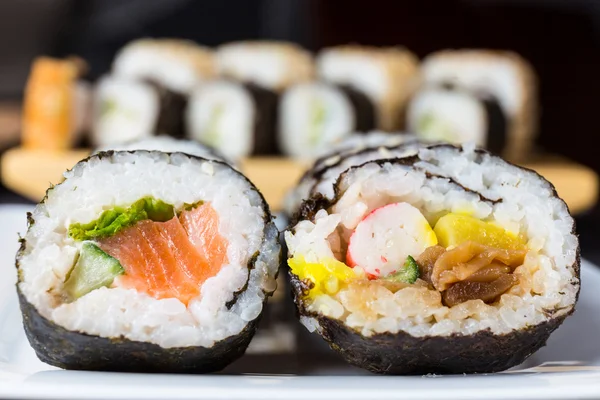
[68, 197, 175, 241]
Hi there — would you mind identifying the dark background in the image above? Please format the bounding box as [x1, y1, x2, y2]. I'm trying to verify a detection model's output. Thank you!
[1, 0, 599, 257]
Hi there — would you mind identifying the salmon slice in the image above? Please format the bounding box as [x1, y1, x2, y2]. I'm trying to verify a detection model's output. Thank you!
[97, 203, 228, 304]
[179, 203, 229, 273]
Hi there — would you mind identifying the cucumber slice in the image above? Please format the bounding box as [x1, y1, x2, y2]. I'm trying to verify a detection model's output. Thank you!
[63, 242, 124, 301]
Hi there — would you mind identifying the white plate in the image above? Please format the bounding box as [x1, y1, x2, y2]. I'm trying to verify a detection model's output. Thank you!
[1, 204, 600, 400]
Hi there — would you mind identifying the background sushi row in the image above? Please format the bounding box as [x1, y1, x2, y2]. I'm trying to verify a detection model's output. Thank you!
[21, 39, 537, 163]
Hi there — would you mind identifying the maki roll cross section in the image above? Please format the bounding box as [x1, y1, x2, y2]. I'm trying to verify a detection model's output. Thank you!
[17, 151, 280, 372]
[286, 144, 579, 374]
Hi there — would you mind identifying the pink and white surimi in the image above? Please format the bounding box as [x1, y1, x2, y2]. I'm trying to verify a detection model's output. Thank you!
[346, 202, 437, 277]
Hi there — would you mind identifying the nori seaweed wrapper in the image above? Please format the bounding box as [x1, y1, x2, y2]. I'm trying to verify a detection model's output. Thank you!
[145, 80, 187, 139]
[481, 95, 508, 156]
[246, 83, 279, 155]
[336, 84, 377, 133]
[16, 151, 281, 373]
[288, 145, 580, 374]
[18, 288, 260, 373]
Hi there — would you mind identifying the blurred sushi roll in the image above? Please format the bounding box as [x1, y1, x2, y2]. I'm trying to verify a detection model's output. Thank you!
[109, 38, 216, 139]
[278, 82, 376, 159]
[17, 151, 280, 372]
[285, 144, 579, 374]
[94, 135, 232, 165]
[216, 41, 314, 90]
[215, 41, 315, 157]
[283, 132, 419, 217]
[317, 45, 420, 131]
[412, 50, 537, 160]
[185, 80, 278, 160]
[22, 57, 90, 150]
[91, 77, 159, 146]
[113, 38, 215, 94]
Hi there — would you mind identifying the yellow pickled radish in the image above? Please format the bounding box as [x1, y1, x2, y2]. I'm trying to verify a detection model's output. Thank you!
[433, 213, 526, 250]
[288, 256, 355, 299]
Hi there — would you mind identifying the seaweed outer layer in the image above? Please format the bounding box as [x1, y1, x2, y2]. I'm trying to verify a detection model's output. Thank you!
[16, 151, 281, 373]
[289, 144, 580, 375]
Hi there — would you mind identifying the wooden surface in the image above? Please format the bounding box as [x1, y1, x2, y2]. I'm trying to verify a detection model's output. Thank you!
[1, 147, 598, 214]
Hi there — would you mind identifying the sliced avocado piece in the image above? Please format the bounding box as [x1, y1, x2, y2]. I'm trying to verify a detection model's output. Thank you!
[384, 255, 419, 284]
[63, 242, 124, 301]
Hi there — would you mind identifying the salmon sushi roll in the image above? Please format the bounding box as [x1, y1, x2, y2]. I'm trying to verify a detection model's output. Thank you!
[286, 144, 579, 374]
[16, 151, 280, 372]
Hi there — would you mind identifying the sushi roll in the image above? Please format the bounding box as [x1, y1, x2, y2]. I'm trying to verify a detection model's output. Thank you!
[283, 132, 418, 217]
[113, 39, 215, 94]
[216, 41, 314, 90]
[215, 41, 315, 157]
[317, 45, 420, 131]
[285, 144, 579, 374]
[185, 80, 277, 160]
[278, 82, 376, 159]
[91, 77, 159, 146]
[110, 39, 216, 139]
[22, 57, 90, 150]
[16, 151, 280, 372]
[94, 135, 232, 165]
[414, 50, 537, 161]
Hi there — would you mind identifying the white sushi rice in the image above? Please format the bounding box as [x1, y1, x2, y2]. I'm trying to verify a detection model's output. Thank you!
[18, 151, 280, 348]
[278, 82, 355, 159]
[407, 88, 487, 146]
[113, 39, 215, 95]
[283, 132, 419, 215]
[216, 41, 314, 90]
[94, 135, 230, 164]
[186, 80, 255, 161]
[286, 145, 578, 337]
[422, 51, 528, 118]
[92, 76, 158, 146]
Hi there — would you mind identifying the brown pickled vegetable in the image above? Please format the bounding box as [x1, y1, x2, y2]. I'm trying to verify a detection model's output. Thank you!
[466, 263, 511, 282]
[443, 274, 519, 307]
[414, 241, 526, 307]
[416, 245, 446, 285]
[431, 241, 526, 291]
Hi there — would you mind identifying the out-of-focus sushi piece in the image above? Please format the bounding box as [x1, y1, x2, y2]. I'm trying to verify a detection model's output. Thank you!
[91, 77, 158, 146]
[17, 150, 280, 372]
[185, 80, 277, 161]
[109, 39, 216, 139]
[212, 41, 315, 158]
[415, 50, 537, 161]
[278, 82, 376, 159]
[317, 45, 420, 131]
[22, 57, 90, 150]
[407, 87, 506, 150]
[216, 41, 314, 91]
[113, 38, 215, 94]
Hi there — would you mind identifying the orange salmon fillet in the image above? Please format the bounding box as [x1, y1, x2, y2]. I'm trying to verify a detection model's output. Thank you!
[98, 203, 228, 304]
